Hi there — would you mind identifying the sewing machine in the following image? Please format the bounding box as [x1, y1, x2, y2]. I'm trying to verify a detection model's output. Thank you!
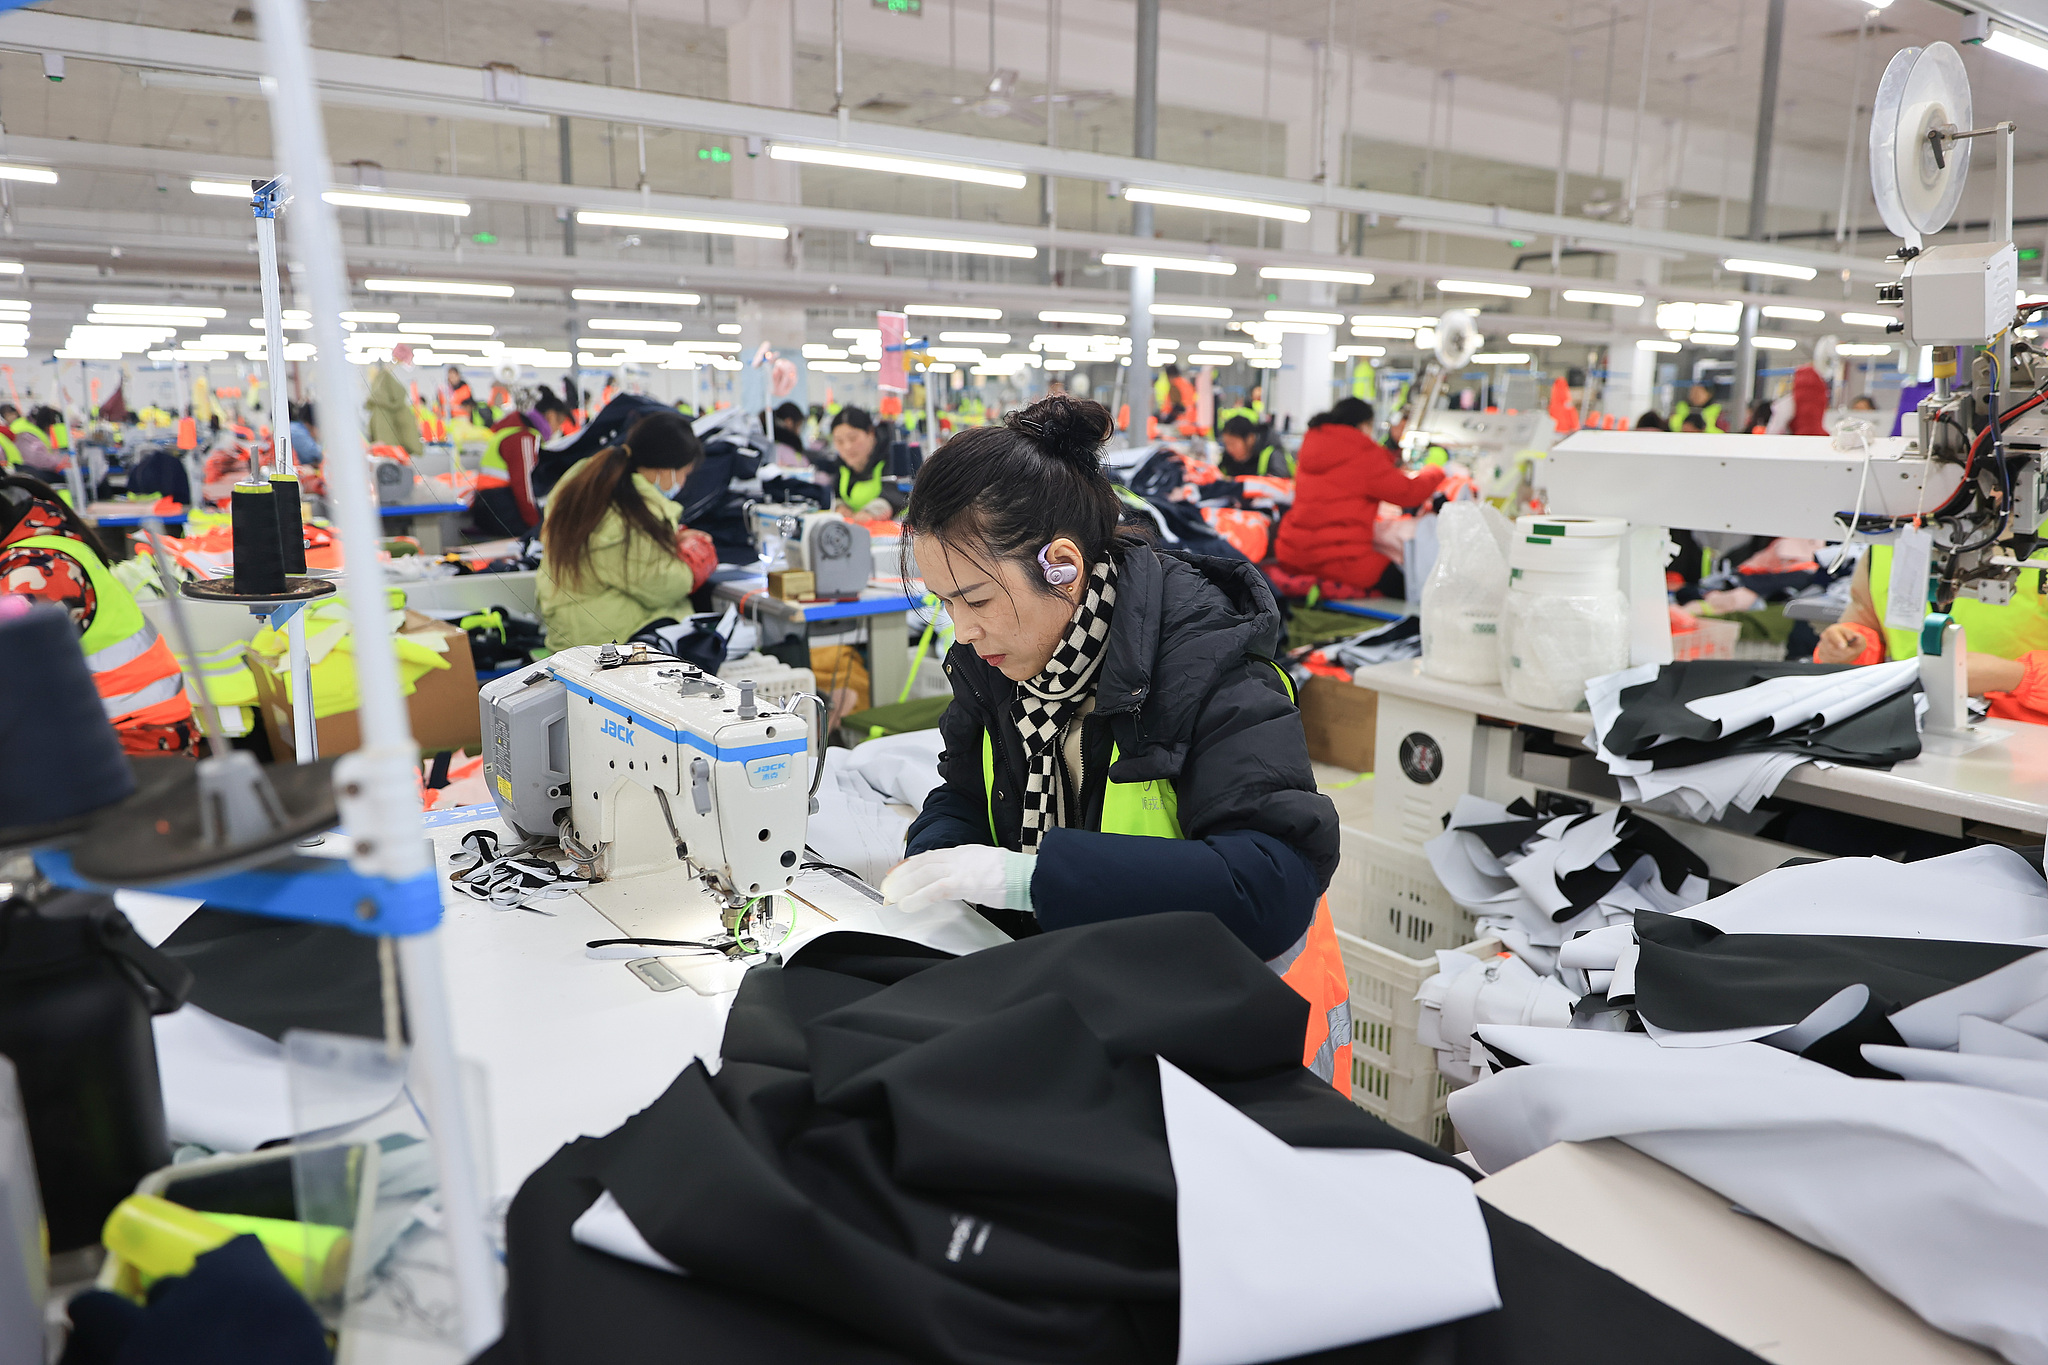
[750, 503, 876, 597]
[479, 642, 823, 992]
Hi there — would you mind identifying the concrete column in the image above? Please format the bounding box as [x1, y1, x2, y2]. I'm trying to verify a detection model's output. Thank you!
[726, 0, 807, 411]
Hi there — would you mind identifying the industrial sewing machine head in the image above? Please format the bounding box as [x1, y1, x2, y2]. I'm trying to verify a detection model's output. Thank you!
[479, 643, 824, 985]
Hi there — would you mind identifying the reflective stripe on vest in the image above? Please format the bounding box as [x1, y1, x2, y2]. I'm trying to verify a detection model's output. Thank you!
[10, 533, 188, 722]
[839, 460, 884, 510]
[1867, 535, 2048, 663]
[477, 427, 513, 488]
[974, 658, 1351, 1094]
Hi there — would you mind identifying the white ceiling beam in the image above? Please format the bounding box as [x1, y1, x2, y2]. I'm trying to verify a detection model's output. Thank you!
[0, 10, 1893, 280]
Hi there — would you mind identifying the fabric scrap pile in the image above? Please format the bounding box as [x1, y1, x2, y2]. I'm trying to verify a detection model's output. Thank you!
[445, 828, 590, 912]
[1585, 657, 1921, 822]
[1296, 616, 1421, 679]
[1417, 795, 1711, 1082]
[1447, 842, 2048, 1365]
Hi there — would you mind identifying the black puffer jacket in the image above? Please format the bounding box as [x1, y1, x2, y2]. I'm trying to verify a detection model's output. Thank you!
[905, 544, 1339, 960]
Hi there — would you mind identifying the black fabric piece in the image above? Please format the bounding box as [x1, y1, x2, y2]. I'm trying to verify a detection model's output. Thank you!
[1458, 818, 1551, 860]
[1797, 993, 1908, 1080]
[907, 545, 1339, 962]
[1601, 661, 1921, 770]
[1456, 808, 1708, 923]
[155, 907, 399, 1043]
[79, 1235, 330, 1365]
[675, 438, 762, 566]
[1631, 910, 2036, 1035]
[58, 1291, 146, 1365]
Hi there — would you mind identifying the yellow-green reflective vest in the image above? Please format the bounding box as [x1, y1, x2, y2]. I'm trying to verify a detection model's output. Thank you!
[981, 734, 1180, 841]
[1670, 401, 1723, 432]
[1867, 533, 2048, 663]
[839, 460, 884, 511]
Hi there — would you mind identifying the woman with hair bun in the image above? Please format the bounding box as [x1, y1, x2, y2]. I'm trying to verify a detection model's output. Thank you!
[882, 394, 1354, 1093]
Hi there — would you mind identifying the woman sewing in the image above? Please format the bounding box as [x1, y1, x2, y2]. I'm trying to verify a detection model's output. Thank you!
[828, 407, 909, 522]
[882, 394, 1353, 1091]
[537, 411, 718, 649]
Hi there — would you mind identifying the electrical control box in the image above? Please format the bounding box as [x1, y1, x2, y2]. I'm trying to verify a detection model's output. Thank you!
[479, 666, 570, 840]
[1894, 241, 2018, 346]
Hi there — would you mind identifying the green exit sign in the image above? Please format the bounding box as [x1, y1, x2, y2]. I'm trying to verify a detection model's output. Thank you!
[471, 231, 498, 245]
[2023, 247, 2043, 262]
[698, 146, 733, 163]
[873, 0, 921, 12]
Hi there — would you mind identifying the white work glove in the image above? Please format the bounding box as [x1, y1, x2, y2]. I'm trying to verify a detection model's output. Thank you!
[881, 845, 1036, 915]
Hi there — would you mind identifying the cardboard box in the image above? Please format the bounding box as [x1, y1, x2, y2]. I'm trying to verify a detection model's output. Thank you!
[768, 569, 815, 602]
[251, 614, 482, 758]
[1299, 674, 1377, 772]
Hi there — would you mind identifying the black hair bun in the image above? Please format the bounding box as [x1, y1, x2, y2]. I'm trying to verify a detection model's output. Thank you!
[1004, 394, 1113, 466]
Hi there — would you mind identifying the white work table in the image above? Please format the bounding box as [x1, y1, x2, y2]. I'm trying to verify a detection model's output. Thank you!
[1354, 660, 2048, 842]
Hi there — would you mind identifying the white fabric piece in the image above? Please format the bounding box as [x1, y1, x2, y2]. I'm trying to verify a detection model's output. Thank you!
[1861, 1046, 2048, 1103]
[152, 1005, 292, 1154]
[1161, 1057, 1499, 1365]
[1892, 950, 2048, 1050]
[1604, 941, 1639, 1002]
[571, 1189, 687, 1275]
[805, 732, 950, 887]
[1549, 808, 1622, 877]
[1683, 846, 2048, 942]
[1998, 997, 2048, 1042]
[1617, 750, 1811, 823]
[1423, 953, 1578, 1085]
[1637, 1019, 1792, 1048]
[1761, 985, 1872, 1053]
[841, 729, 948, 807]
[1680, 659, 1918, 738]
[1452, 1025, 2048, 1365]
[1557, 924, 1636, 972]
[1960, 1016, 2048, 1061]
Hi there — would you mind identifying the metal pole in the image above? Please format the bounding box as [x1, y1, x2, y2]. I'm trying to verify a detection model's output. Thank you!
[1623, 0, 1656, 222]
[288, 609, 317, 763]
[559, 115, 576, 256]
[1735, 0, 1785, 417]
[251, 0, 498, 1354]
[253, 185, 295, 476]
[2000, 122, 2015, 400]
[834, 0, 849, 142]
[1126, 0, 1158, 446]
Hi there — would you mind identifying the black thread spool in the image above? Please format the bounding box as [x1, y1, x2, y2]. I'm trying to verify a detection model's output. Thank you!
[269, 471, 307, 575]
[0, 602, 135, 844]
[230, 481, 287, 597]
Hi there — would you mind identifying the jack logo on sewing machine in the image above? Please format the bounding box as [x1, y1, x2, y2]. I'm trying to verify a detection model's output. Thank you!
[601, 718, 635, 745]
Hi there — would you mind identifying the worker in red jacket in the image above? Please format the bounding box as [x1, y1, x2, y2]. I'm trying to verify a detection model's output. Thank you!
[1272, 397, 1445, 598]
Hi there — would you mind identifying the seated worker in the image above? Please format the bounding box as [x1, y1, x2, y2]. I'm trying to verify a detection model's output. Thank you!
[771, 401, 810, 466]
[1635, 410, 1669, 431]
[829, 406, 909, 523]
[882, 394, 1353, 1091]
[1272, 397, 1444, 599]
[1670, 382, 1726, 433]
[1155, 363, 1200, 437]
[0, 473, 194, 754]
[537, 411, 718, 650]
[1816, 542, 2048, 722]
[8, 406, 70, 479]
[287, 402, 323, 467]
[1216, 415, 1292, 478]
[470, 391, 573, 539]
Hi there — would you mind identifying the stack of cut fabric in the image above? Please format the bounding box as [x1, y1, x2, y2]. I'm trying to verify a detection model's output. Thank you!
[1296, 616, 1420, 679]
[1586, 658, 1921, 821]
[1417, 795, 1711, 1082]
[1448, 847, 2048, 1364]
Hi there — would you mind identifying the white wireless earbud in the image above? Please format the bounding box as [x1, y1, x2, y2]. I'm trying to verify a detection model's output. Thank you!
[1038, 545, 1080, 586]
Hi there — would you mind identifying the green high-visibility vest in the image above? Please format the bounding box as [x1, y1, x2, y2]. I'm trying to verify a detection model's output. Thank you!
[480, 426, 514, 481]
[11, 533, 144, 654]
[1671, 401, 1723, 432]
[838, 460, 884, 510]
[0, 429, 17, 466]
[1867, 531, 2048, 663]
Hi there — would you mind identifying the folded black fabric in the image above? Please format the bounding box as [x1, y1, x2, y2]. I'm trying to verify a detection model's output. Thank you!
[155, 907, 398, 1042]
[1601, 661, 1920, 770]
[1631, 910, 2037, 1045]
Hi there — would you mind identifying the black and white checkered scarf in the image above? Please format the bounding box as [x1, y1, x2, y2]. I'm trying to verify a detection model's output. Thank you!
[1011, 557, 1117, 850]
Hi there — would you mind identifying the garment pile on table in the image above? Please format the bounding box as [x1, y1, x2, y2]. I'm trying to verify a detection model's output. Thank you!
[1440, 844, 2048, 1365]
[1417, 795, 1712, 1082]
[1297, 616, 1421, 678]
[806, 729, 947, 886]
[1586, 658, 1922, 821]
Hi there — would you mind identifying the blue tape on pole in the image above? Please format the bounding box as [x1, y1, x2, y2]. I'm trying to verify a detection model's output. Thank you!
[36, 850, 445, 938]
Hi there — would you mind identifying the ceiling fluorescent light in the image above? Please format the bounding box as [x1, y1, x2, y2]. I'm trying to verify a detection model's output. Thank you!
[190, 179, 252, 198]
[1266, 310, 1343, 325]
[1690, 332, 1740, 345]
[1352, 314, 1438, 328]
[1722, 257, 1817, 281]
[1761, 305, 1827, 322]
[324, 190, 470, 217]
[939, 331, 1011, 343]
[1637, 339, 1682, 352]
[1101, 252, 1234, 275]
[1259, 266, 1375, 286]
[585, 319, 682, 332]
[576, 211, 788, 239]
[904, 304, 1004, 319]
[1837, 343, 1898, 357]
[1438, 279, 1533, 298]
[1561, 289, 1644, 307]
[1983, 26, 2048, 73]
[572, 288, 700, 305]
[0, 166, 56, 185]
[1351, 326, 1416, 339]
[340, 311, 400, 323]
[0, 266, 22, 276]
[1151, 303, 1233, 319]
[1122, 187, 1310, 223]
[1752, 336, 1798, 350]
[94, 303, 227, 318]
[1508, 333, 1562, 346]
[1334, 345, 1387, 358]
[767, 144, 1026, 189]
[397, 322, 494, 335]
[1186, 353, 1238, 364]
[871, 234, 1036, 259]
[1840, 312, 1899, 328]
[364, 278, 515, 298]
[1039, 310, 1126, 325]
[1472, 353, 1530, 365]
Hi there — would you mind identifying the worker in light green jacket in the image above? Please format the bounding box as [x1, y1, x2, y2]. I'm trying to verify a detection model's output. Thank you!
[538, 410, 716, 649]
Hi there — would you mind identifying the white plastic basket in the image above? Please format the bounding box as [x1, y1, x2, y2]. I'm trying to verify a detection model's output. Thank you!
[719, 652, 818, 708]
[1339, 928, 1501, 1148]
[1330, 827, 1478, 955]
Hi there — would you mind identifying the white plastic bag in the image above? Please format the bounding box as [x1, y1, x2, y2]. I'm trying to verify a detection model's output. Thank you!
[1420, 500, 1513, 683]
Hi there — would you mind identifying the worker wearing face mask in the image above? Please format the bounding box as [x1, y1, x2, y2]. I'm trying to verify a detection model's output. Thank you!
[1216, 415, 1291, 478]
[882, 394, 1353, 1094]
[537, 411, 717, 649]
